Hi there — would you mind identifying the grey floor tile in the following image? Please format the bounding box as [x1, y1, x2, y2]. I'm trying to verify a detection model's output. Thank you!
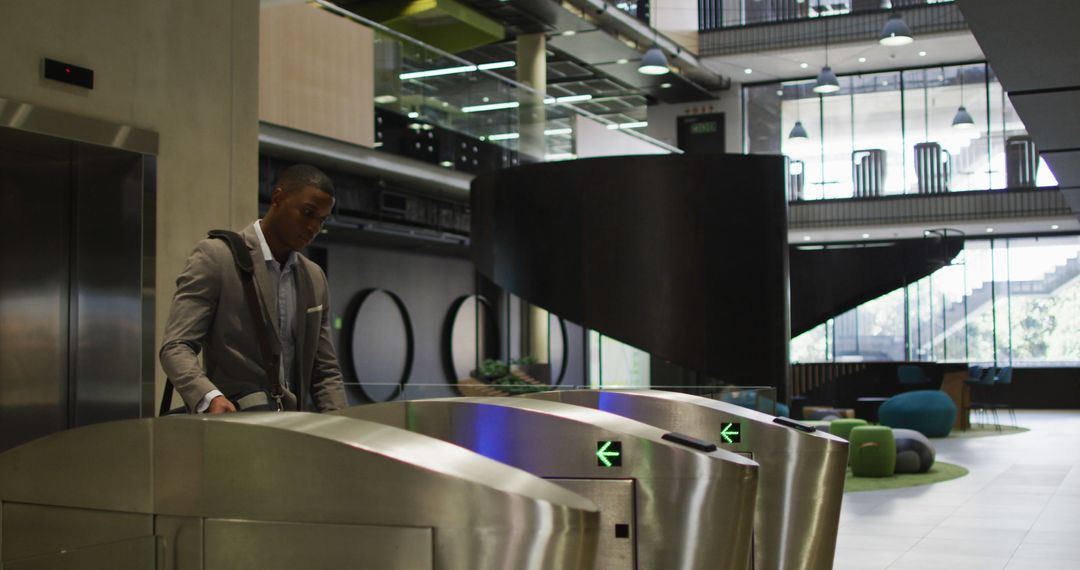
[887, 550, 1010, 570]
[907, 537, 1020, 558]
[1004, 558, 1080, 570]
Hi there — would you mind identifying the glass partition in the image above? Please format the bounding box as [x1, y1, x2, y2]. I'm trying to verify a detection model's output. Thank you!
[751, 61, 1058, 200]
[318, 0, 680, 168]
[792, 235, 1080, 366]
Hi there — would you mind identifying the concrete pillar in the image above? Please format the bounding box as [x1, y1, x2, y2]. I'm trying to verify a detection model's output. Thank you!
[516, 32, 546, 162]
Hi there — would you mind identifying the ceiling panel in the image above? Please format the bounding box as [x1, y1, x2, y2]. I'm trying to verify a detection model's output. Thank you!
[547, 29, 642, 65]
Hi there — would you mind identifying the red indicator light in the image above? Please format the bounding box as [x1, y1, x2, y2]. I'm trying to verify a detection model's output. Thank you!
[65, 68, 71, 74]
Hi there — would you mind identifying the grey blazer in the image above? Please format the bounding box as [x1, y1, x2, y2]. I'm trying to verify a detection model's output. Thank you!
[160, 223, 347, 412]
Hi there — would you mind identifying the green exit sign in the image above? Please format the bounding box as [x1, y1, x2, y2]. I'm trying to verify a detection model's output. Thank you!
[596, 441, 622, 467]
[720, 422, 741, 444]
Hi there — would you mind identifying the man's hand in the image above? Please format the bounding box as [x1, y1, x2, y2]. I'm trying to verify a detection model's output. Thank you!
[207, 395, 237, 413]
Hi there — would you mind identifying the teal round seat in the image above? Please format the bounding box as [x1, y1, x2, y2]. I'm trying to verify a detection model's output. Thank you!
[879, 390, 956, 438]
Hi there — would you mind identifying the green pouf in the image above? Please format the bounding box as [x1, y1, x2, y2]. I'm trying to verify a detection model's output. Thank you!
[849, 426, 896, 477]
[830, 418, 869, 441]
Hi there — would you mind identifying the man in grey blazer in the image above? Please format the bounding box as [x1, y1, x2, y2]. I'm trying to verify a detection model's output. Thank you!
[160, 164, 348, 413]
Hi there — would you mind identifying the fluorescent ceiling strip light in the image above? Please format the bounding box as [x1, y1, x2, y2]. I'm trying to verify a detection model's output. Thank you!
[607, 122, 649, 130]
[477, 60, 515, 70]
[400, 65, 477, 80]
[399, 60, 515, 80]
[554, 94, 593, 103]
[545, 153, 577, 161]
[486, 132, 520, 141]
[462, 101, 520, 113]
[544, 128, 573, 136]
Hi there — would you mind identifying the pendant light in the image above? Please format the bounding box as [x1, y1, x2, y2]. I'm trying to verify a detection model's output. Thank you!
[952, 67, 975, 129]
[789, 90, 809, 140]
[880, 13, 914, 47]
[814, 16, 840, 94]
[638, 45, 670, 75]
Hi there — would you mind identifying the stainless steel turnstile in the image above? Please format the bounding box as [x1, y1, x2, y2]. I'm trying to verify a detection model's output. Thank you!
[334, 397, 759, 570]
[526, 390, 848, 570]
[0, 414, 599, 570]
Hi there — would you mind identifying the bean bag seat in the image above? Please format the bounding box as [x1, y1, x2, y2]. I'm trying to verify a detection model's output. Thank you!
[849, 426, 896, 477]
[806, 408, 844, 421]
[829, 418, 869, 442]
[892, 428, 936, 474]
[879, 390, 957, 438]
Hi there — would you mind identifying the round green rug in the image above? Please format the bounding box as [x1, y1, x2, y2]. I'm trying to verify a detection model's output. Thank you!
[844, 461, 968, 493]
[948, 425, 1028, 438]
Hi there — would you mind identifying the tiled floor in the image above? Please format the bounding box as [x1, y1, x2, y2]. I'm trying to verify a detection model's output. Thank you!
[832, 410, 1080, 569]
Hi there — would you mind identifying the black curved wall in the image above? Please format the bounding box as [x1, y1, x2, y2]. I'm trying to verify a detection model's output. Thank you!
[472, 154, 792, 399]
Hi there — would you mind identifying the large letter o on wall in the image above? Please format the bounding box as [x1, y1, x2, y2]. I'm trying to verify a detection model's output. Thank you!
[340, 288, 414, 403]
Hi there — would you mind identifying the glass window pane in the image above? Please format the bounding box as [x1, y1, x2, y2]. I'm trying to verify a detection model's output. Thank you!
[852, 72, 904, 196]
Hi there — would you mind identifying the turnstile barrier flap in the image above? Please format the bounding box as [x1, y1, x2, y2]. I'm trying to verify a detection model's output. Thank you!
[526, 389, 849, 570]
[1, 414, 597, 519]
[337, 397, 760, 570]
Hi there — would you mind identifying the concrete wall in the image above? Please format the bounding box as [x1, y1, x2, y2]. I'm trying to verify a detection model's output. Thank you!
[260, 4, 375, 148]
[575, 115, 672, 158]
[0, 0, 260, 405]
[652, 0, 700, 54]
[645, 85, 745, 153]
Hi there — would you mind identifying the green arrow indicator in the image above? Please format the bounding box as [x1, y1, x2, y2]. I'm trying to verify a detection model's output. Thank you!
[596, 441, 622, 467]
[720, 423, 741, 444]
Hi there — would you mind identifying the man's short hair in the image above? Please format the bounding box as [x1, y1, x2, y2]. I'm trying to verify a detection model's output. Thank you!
[275, 164, 335, 197]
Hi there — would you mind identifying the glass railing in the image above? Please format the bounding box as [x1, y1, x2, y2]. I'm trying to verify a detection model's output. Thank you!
[341, 382, 782, 415]
[313, 0, 680, 167]
[701, 0, 955, 31]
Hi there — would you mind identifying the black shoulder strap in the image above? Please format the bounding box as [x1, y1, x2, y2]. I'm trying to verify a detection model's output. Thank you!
[160, 230, 286, 415]
[207, 229, 286, 410]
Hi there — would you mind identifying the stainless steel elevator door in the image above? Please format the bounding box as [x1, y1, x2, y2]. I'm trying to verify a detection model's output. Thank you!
[0, 128, 72, 451]
[0, 126, 147, 452]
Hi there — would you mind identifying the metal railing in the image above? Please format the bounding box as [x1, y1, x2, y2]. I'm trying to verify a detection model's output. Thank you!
[699, 1, 965, 56]
[788, 187, 1072, 229]
[700, 0, 955, 31]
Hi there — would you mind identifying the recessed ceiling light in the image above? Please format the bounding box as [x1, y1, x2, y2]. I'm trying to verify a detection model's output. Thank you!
[660, 83, 672, 88]
[407, 111, 419, 119]
[800, 62, 809, 69]
[561, 30, 576, 36]
[918, 51, 927, 57]
[862, 233, 870, 239]
[882, 80, 889, 86]
[776, 90, 784, 96]
[858, 57, 867, 63]
[744, 68, 753, 74]
[439, 160, 453, 168]
[482, 96, 490, 102]
[803, 236, 812, 241]
[1051, 224, 1060, 230]
[616, 59, 629, 65]
[374, 94, 398, 104]
[986, 228, 995, 233]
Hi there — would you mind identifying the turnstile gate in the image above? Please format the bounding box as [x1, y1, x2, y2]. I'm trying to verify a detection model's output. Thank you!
[527, 389, 848, 570]
[334, 397, 759, 570]
[0, 414, 599, 570]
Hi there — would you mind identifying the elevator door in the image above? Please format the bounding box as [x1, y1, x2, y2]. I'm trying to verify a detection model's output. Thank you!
[0, 127, 147, 452]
